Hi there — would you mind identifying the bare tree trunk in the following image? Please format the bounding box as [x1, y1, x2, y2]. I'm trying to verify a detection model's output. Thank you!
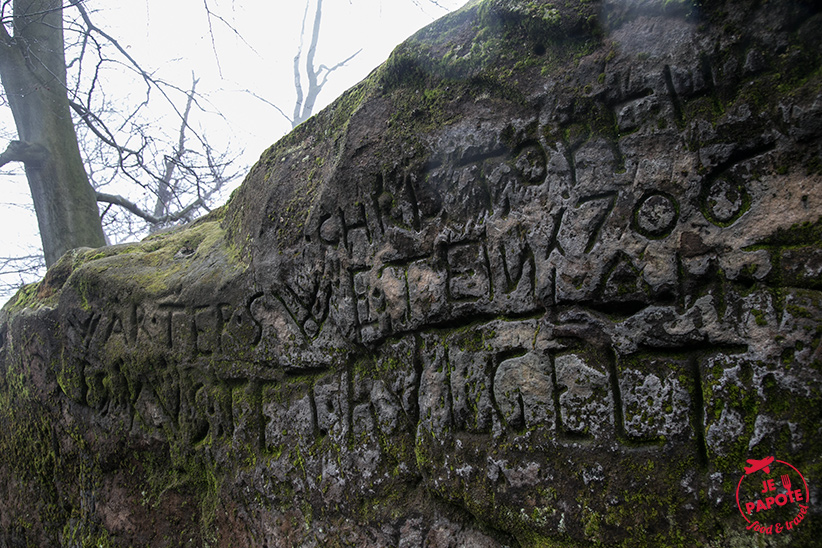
[0, 0, 106, 267]
[291, 0, 361, 128]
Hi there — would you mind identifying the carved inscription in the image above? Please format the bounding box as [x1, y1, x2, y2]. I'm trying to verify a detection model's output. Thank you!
[281, 93, 781, 348]
[633, 192, 679, 239]
[65, 299, 263, 364]
[55, 119, 796, 490]
[446, 240, 492, 302]
[48, 48, 819, 523]
[702, 175, 749, 227]
[554, 352, 614, 438]
[494, 351, 554, 432]
[59, 285, 816, 483]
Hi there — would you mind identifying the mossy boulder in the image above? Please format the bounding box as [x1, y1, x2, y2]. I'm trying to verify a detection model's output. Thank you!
[2, 0, 822, 546]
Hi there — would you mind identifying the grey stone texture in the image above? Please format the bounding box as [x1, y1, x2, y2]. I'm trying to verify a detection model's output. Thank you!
[1, 0, 822, 546]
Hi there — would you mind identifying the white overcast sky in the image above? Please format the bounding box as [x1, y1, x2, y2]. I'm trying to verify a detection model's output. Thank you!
[0, 0, 469, 300]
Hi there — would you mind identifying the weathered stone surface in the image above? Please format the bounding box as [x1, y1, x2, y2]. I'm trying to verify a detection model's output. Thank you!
[2, 0, 822, 546]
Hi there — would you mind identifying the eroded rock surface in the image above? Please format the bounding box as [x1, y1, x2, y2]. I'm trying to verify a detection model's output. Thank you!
[2, 0, 822, 546]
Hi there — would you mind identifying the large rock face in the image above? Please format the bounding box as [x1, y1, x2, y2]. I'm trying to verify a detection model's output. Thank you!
[2, 0, 821, 545]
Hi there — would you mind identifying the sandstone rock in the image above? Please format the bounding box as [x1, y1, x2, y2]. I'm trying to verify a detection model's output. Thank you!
[2, 0, 821, 546]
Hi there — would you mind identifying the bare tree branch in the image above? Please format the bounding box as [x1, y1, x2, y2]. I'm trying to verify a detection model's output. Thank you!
[68, 0, 151, 87]
[68, 0, 210, 142]
[96, 191, 204, 226]
[290, 0, 361, 127]
[0, 253, 45, 298]
[202, 0, 223, 77]
[317, 48, 362, 89]
[201, 0, 260, 77]
[246, 89, 294, 125]
[0, 140, 48, 168]
[0, 255, 43, 275]
[154, 74, 198, 221]
[292, 0, 311, 126]
[303, 0, 324, 119]
[58, 7, 240, 236]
